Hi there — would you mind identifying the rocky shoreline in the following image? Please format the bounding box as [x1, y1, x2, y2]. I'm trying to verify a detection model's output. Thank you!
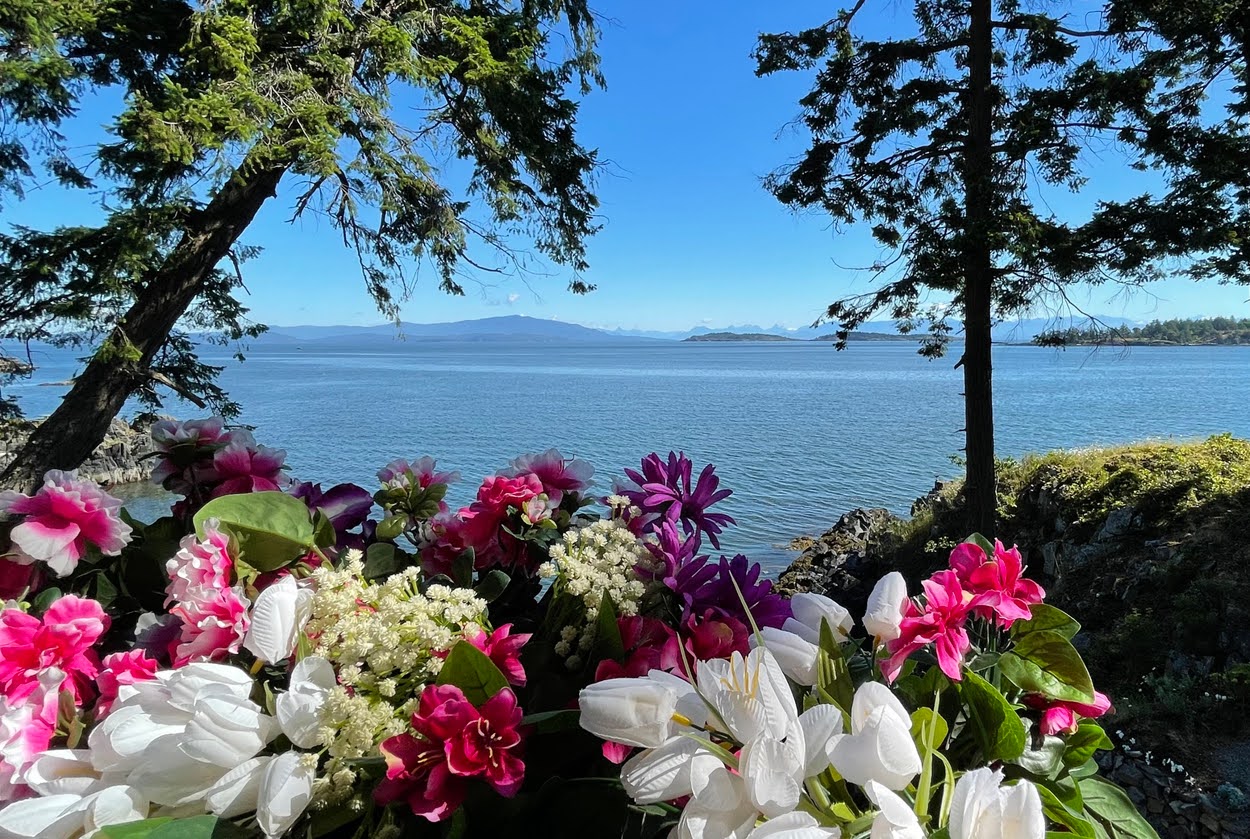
[779, 471, 1250, 838]
[0, 417, 157, 488]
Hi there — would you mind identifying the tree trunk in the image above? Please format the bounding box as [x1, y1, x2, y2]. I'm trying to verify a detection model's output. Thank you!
[0, 162, 287, 493]
[962, 0, 997, 537]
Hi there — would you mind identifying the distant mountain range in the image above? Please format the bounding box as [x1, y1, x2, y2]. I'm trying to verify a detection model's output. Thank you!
[257, 314, 1145, 345]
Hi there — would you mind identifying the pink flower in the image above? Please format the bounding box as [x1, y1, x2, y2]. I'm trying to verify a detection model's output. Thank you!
[150, 417, 231, 492]
[95, 649, 159, 718]
[169, 585, 250, 666]
[378, 457, 460, 493]
[462, 625, 531, 687]
[594, 616, 682, 681]
[0, 470, 132, 577]
[0, 667, 63, 801]
[949, 541, 1045, 628]
[419, 513, 475, 578]
[683, 610, 749, 661]
[883, 570, 972, 683]
[165, 519, 234, 605]
[375, 685, 525, 822]
[0, 595, 108, 704]
[456, 475, 544, 569]
[209, 431, 289, 498]
[500, 449, 593, 505]
[1024, 691, 1113, 735]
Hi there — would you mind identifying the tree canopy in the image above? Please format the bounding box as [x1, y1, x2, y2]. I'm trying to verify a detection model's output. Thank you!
[0, 0, 604, 488]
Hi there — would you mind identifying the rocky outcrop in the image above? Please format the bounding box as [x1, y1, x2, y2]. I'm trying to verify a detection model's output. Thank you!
[0, 417, 156, 487]
[777, 507, 899, 608]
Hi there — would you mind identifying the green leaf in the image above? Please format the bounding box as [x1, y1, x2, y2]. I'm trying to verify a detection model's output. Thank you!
[910, 707, 950, 752]
[99, 815, 252, 839]
[1012, 604, 1081, 640]
[593, 589, 625, 662]
[1037, 783, 1096, 838]
[473, 569, 510, 603]
[436, 640, 508, 705]
[817, 619, 854, 714]
[193, 492, 316, 572]
[1000, 630, 1095, 703]
[362, 542, 401, 580]
[98, 819, 175, 838]
[965, 532, 996, 557]
[374, 515, 407, 541]
[1063, 723, 1113, 768]
[1080, 776, 1161, 839]
[451, 549, 475, 588]
[521, 709, 582, 735]
[1016, 731, 1067, 778]
[31, 586, 63, 614]
[957, 669, 1026, 761]
[312, 510, 335, 549]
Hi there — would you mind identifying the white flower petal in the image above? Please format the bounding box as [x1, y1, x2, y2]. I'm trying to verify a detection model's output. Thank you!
[243, 577, 313, 664]
[752, 628, 820, 687]
[0, 794, 83, 839]
[25, 750, 106, 798]
[206, 757, 272, 819]
[622, 736, 705, 804]
[256, 752, 314, 838]
[797, 705, 843, 778]
[80, 785, 149, 832]
[747, 811, 838, 839]
[276, 657, 334, 749]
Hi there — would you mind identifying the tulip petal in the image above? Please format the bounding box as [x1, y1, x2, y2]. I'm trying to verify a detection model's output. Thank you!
[622, 736, 704, 804]
[256, 752, 314, 838]
[0, 793, 84, 839]
[206, 757, 271, 818]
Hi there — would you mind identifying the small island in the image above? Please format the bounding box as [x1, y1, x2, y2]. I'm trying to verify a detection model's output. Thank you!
[683, 332, 799, 342]
[1039, 316, 1250, 346]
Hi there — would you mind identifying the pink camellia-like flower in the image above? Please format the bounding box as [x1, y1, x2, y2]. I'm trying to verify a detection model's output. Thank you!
[0, 595, 108, 704]
[209, 431, 289, 498]
[683, 610, 750, 661]
[0, 667, 64, 801]
[1024, 690, 1114, 735]
[883, 570, 973, 683]
[949, 541, 1045, 628]
[169, 585, 251, 666]
[150, 416, 232, 492]
[499, 449, 593, 505]
[165, 519, 234, 605]
[456, 475, 544, 568]
[94, 649, 159, 718]
[419, 512, 475, 579]
[0, 470, 132, 577]
[378, 457, 460, 493]
[461, 625, 532, 687]
[375, 685, 525, 822]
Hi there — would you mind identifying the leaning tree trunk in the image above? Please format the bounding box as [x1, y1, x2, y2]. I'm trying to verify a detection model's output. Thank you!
[961, 0, 998, 537]
[0, 162, 287, 493]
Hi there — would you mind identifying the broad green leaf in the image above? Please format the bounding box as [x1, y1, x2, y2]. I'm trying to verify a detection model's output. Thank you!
[521, 709, 582, 735]
[373, 515, 407, 541]
[100, 815, 251, 838]
[1012, 604, 1081, 640]
[312, 511, 335, 549]
[362, 542, 401, 580]
[1016, 731, 1067, 778]
[1063, 723, 1113, 768]
[436, 640, 509, 705]
[451, 549, 475, 588]
[593, 590, 625, 662]
[958, 669, 1026, 761]
[31, 586, 63, 614]
[910, 707, 949, 753]
[473, 569, 510, 603]
[1037, 784, 1096, 838]
[1080, 776, 1161, 839]
[1000, 631, 1095, 703]
[965, 532, 996, 557]
[193, 491, 316, 572]
[98, 819, 175, 838]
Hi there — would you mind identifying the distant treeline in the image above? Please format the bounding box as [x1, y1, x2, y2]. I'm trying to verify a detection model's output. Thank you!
[1040, 317, 1250, 346]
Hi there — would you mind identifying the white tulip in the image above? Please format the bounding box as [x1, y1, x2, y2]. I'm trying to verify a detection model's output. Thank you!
[78, 785, 149, 834]
[797, 705, 843, 778]
[751, 627, 820, 687]
[786, 593, 854, 644]
[865, 780, 925, 839]
[578, 678, 683, 749]
[864, 573, 909, 643]
[740, 735, 805, 818]
[677, 754, 759, 839]
[829, 683, 921, 790]
[0, 793, 83, 839]
[747, 811, 839, 839]
[24, 750, 110, 798]
[206, 757, 272, 819]
[949, 768, 1044, 839]
[88, 705, 186, 774]
[244, 577, 314, 664]
[697, 648, 798, 744]
[165, 663, 256, 713]
[622, 735, 706, 804]
[256, 752, 314, 838]
[181, 695, 277, 768]
[127, 733, 233, 807]
[276, 656, 335, 749]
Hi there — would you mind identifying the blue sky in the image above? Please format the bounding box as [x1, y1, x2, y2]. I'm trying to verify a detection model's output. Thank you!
[10, 0, 1250, 331]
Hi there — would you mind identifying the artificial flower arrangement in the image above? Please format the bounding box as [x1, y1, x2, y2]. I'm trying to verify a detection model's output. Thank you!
[0, 417, 1158, 838]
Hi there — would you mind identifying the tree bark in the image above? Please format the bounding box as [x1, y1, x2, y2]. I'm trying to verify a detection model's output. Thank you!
[0, 162, 287, 493]
[962, 0, 997, 537]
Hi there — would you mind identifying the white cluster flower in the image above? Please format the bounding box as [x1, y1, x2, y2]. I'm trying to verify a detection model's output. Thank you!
[544, 519, 654, 660]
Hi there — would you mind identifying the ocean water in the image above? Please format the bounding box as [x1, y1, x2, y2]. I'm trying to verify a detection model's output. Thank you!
[11, 340, 1250, 573]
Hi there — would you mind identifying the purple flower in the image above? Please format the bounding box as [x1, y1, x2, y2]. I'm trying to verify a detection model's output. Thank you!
[640, 520, 704, 589]
[291, 481, 374, 533]
[622, 452, 735, 549]
[686, 555, 791, 630]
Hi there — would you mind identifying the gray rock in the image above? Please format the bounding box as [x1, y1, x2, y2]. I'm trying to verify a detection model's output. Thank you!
[0, 417, 156, 488]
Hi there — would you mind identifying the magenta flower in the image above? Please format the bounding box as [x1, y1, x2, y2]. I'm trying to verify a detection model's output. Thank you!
[165, 519, 234, 606]
[1023, 690, 1113, 735]
[593, 616, 682, 681]
[0, 667, 63, 801]
[622, 452, 735, 549]
[378, 457, 460, 492]
[0, 594, 109, 704]
[150, 417, 232, 492]
[376, 685, 525, 822]
[94, 649, 159, 718]
[169, 585, 250, 666]
[499, 449, 593, 505]
[640, 520, 705, 589]
[460, 624, 532, 687]
[883, 570, 973, 683]
[456, 475, 544, 569]
[949, 541, 1045, 628]
[683, 610, 750, 660]
[0, 470, 132, 577]
[684, 554, 792, 630]
[208, 431, 289, 498]
[420, 513, 475, 578]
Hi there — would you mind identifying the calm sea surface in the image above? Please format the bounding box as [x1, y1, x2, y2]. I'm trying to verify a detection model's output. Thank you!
[12, 341, 1250, 573]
